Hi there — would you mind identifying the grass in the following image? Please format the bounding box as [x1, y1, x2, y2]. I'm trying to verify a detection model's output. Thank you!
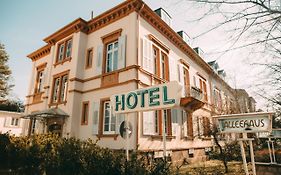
[175, 160, 249, 175]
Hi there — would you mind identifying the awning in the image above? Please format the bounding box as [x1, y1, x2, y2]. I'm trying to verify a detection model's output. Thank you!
[22, 108, 69, 119]
[180, 96, 205, 112]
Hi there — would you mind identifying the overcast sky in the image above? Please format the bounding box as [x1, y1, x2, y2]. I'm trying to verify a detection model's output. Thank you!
[0, 0, 264, 109]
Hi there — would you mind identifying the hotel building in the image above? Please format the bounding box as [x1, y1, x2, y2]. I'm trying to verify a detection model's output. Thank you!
[24, 0, 255, 163]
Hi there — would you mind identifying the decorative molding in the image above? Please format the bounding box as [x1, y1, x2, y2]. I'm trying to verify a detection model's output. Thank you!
[68, 79, 138, 94]
[27, 44, 51, 61]
[148, 34, 170, 53]
[43, 18, 88, 44]
[36, 62, 47, 70]
[69, 65, 139, 83]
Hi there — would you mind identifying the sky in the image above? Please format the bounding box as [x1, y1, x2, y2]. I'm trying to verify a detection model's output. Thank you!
[0, 0, 265, 108]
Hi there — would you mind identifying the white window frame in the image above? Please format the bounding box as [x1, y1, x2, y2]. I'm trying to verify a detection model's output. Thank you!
[36, 70, 44, 93]
[58, 43, 65, 62]
[65, 39, 72, 58]
[103, 101, 116, 134]
[105, 41, 119, 73]
[60, 75, 68, 102]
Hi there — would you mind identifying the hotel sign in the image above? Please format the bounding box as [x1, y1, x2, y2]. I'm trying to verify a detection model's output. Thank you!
[110, 81, 182, 114]
[215, 112, 273, 133]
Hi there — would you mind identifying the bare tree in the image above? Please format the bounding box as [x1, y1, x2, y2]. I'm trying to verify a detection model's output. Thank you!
[179, 0, 281, 110]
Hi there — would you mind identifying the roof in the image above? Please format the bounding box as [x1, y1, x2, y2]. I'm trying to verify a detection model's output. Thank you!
[22, 108, 69, 119]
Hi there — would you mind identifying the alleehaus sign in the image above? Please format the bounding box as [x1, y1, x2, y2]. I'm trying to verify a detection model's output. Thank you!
[214, 112, 273, 133]
[110, 81, 182, 114]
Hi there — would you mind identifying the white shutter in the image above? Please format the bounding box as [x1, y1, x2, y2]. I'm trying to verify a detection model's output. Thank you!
[4, 117, 11, 127]
[178, 64, 185, 96]
[92, 101, 100, 135]
[95, 45, 103, 76]
[171, 109, 178, 136]
[118, 35, 126, 69]
[142, 37, 154, 73]
[143, 111, 154, 135]
[169, 58, 177, 81]
[116, 114, 125, 135]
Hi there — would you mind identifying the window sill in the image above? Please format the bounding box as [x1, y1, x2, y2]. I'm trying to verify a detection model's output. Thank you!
[97, 134, 118, 140]
[54, 57, 72, 67]
[81, 122, 88, 126]
[49, 101, 67, 107]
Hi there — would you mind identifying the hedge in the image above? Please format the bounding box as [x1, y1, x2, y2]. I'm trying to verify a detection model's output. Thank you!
[0, 133, 171, 175]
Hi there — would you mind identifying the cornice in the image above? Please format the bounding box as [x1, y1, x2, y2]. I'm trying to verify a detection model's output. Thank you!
[139, 3, 213, 74]
[87, 0, 142, 34]
[27, 44, 51, 61]
[43, 18, 88, 44]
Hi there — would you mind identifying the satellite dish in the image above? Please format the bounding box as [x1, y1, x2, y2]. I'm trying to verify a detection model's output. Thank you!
[119, 121, 132, 139]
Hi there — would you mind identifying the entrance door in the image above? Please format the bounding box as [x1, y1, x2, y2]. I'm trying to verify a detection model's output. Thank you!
[48, 124, 62, 136]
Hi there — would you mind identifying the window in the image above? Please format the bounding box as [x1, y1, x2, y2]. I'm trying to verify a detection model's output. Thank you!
[60, 75, 68, 102]
[155, 111, 160, 134]
[51, 72, 69, 104]
[143, 35, 170, 78]
[56, 38, 72, 63]
[11, 118, 19, 126]
[203, 117, 211, 137]
[160, 52, 169, 80]
[183, 67, 190, 96]
[155, 109, 171, 136]
[101, 29, 124, 74]
[58, 43, 65, 62]
[199, 77, 208, 102]
[105, 41, 118, 73]
[35, 70, 44, 93]
[153, 46, 160, 76]
[34, 63, 47, 94]
[81, 101, 89, 125]
[52, 77, 60, 103]
[65, 39, 72, 58]
[31, 119, 36, 134]
[103, 101, 116, 134]
[85, 48, 93, 68]
[214, 88, 222, 110]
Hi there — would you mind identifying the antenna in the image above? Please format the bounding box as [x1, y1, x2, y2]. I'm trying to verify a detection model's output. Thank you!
[91, 11, 94, 19]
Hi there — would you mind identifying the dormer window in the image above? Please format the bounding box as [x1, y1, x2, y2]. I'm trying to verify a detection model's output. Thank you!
[154, 8, 172, 26]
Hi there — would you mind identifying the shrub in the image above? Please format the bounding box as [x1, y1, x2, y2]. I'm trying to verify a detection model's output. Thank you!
[0, 133, 172, 175]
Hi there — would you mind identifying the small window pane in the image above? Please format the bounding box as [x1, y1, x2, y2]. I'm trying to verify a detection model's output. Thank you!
[66, 39, 72, 58]
[60, 75, 68, 102]
[53, 77, 60, 103]
[58, 44, 65, 62]
[113, 50, 118, 70]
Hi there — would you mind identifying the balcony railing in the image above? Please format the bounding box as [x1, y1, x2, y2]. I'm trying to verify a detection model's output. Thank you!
[190, 86, 203, 101]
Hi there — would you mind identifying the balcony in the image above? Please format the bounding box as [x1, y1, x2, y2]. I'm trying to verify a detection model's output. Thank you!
[180, 86, 204, 112]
